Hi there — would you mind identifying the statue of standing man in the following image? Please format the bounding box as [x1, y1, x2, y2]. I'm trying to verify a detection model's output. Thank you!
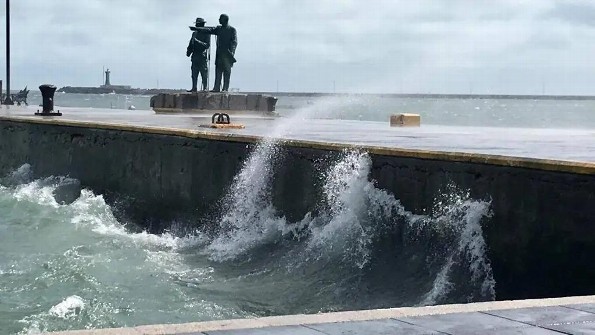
[190, 14, 237, 92]
[187, 17, 211, 92]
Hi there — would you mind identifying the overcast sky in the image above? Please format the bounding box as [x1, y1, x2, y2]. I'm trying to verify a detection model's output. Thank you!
[2, 0, 595, 94]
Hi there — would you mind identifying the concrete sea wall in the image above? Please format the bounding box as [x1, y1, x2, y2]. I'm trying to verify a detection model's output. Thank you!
[0, 117, 593, 302]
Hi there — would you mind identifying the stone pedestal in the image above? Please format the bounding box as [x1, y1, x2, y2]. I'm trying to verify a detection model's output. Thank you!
[151, 92, 278, 116]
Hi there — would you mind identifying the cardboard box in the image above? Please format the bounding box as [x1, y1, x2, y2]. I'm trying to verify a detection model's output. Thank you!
[390, 113, 421, 127]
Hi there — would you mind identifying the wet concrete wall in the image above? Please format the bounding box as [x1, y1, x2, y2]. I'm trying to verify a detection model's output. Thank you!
[0, 119, 593, 302]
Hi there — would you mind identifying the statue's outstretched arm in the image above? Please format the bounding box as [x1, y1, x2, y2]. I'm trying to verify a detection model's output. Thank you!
[189, 26, 218, 34]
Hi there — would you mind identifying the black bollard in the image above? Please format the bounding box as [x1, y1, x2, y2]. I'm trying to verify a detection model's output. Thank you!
[35, 84, 61, 116]
[266, 96, 278, 112]
[40, 84, 55, 112]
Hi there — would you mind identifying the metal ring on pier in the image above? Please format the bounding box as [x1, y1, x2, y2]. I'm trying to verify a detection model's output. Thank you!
[211, 113, 231, 124]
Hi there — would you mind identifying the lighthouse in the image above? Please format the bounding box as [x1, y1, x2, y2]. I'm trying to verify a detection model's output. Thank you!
[98, 68, 131, 91]
[104, 69, 111, 87]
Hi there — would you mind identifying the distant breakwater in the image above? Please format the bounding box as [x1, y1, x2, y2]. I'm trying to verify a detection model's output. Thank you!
[58, 86, 185, 95]
[57, 87, 595, 101]
[258, 92, 595, 100]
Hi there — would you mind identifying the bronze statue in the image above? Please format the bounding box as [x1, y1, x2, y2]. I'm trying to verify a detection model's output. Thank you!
[2, 86, 29, 106]
[186, 17, 211, 92]
[14, 86, 29, 105]
[190, 14, 237, 92]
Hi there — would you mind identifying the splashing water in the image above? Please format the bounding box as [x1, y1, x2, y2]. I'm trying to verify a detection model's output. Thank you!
[2, 148, 496, 333]
[307, 151, 495, 303]
[207, 139, 290, 261]
[273, 95, 371, 137]
[204, 144, 495, 306]
[306, 151, 406, 268]
[206, 98, 354, 260]
[417, 188, 495, 305]
[3, 163, 34, 185]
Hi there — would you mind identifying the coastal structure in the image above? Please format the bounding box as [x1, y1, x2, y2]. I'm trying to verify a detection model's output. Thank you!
[0, 105, 593, 333]
[99, 68, 131, 91]
[103, 68, 111, 86]
[0, 105, 593, 297]
[58, 68, 177, 95]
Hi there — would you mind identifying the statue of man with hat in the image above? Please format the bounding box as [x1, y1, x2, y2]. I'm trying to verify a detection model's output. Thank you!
[190, 14, 237, 92]
[186, 17, 211, 92]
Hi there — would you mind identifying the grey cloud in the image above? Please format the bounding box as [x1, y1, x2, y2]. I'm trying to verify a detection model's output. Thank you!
[523, 31, 572, 50]
[543, 2, 595, 26]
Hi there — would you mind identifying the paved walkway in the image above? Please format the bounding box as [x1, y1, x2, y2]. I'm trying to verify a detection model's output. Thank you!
[49, 296, 595, 334]
[1, 106, 594, 163]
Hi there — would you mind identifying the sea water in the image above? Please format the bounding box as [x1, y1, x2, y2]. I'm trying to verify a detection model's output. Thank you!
[0, 151, 495, 334]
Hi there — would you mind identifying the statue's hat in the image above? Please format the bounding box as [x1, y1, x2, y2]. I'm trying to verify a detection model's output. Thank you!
[195, 17, 206, 24]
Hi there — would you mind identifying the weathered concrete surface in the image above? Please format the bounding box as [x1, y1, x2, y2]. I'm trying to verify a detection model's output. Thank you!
[2, 107, 593, 162]
[0, 112, 593, 301]
[150, 92, 278, 115]
[47, 295, 595, 334]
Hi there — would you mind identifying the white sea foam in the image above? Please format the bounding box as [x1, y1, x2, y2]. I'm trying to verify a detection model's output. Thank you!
[307, 150, 405, 268]
[7, 163, 33, 184]
[69, 189, 207, 251]
[422, 255, 455, 306]
[207, 139, 296, 261]
[419, 188, 495, 305]
[4, 175, 206, 281]
[455, 199, 496, 299]
[12, 180, 61, 208]
[48, 295, 85, 319]
[206, 144, 495, 305]
[206, 98, 384, 262]
[200, 135, 497, 302]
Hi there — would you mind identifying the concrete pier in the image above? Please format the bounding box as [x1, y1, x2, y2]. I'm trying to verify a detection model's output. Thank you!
[48, 295, 595, 334]
[0, 105, 594, 334]
[150, 92, 278, 115]
[0, 105, 594, 301]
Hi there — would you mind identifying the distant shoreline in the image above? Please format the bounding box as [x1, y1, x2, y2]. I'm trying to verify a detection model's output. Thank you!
[57, 86, 184, 95]
[55, 87, 595, 100]
[254, 92, 595, 100]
